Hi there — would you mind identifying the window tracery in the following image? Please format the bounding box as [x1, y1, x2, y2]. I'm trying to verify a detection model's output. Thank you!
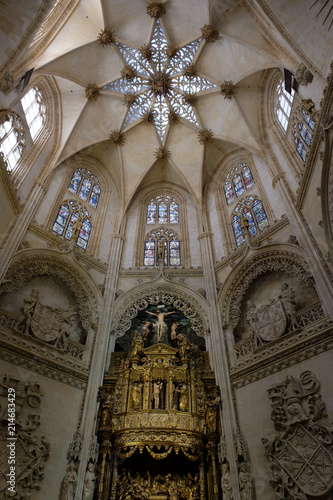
[223, 163, 255, 205]
[52, 200, 92, 250]
[232, 197, 268, 246]
[0, 112, 25, 172]
[21, 87, 46, 141]
[68, 168, 101, 208]
[144, 228, 181, 266]
[146, 195, 179, 224]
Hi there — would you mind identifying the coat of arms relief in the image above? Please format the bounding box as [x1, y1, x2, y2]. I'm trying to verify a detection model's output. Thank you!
[262, 371, 333, 499]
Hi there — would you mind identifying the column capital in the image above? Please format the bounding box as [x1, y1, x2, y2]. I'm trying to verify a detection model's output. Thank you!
[198, 231, 214, 241]
[272, 171, 286, 189]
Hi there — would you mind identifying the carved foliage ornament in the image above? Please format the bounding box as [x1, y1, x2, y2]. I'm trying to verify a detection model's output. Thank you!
[262, 371, 333, 499]
[224, 252, 314, 328]
[146, 3, 166, 18]
[111, 287, 209, 339]
[2, 257, 97, 330]
[0, 375, 50, 498]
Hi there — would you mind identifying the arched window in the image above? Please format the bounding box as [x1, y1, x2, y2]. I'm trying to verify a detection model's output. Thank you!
[68, 168, 101, 208]
[232, 197, 268, 246]
[146, 195, 179, 224]
[224, 163, 255, 204]
[143, 228, 181, 266]
[52, 200, 92, 250]
[0, 112, 25, 172]
[21, 87, 46, 141]
[275, 79, 294, 131]
[292, 106, 315, 163]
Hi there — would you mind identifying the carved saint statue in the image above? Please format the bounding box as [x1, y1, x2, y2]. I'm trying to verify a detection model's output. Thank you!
[221, 464, 232, 500]
[157, 239, 166, 261]
[205, 395, 220, 433]
[145, 309, 175, 342]
[70, 217, 82, 243]
[131, 331, 144, 358]
[152, 378, 164, 409]
[174, 333, 192, 360]
[100, 395, 113, 430]
[279, 283, 298, 330]
[61, 464, 77, 500]
[170, 322, 180, 340]
[82, 463, 96, 500]
[130, 381, 143, 411]
[15, 289, 39, 334]
[238, 462, 252, 500]
[55, 306, 77, 350]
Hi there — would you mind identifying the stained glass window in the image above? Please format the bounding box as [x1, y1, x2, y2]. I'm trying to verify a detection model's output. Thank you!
[224, 181, 234, 204]
[253, 200, 269, 231]
[0, 113, 25, 172]
[276, 79, 294, 131]
[147, 202, 157, 224]
[232, 215, 245, 247]
[170, 237, 181, 265]
[21, 87, 45, 141]
[144, 237, 155, 266]
[292, 106, 315, 163]
[302, 109, 315, 131]
[89, 184, 101, 208]
[169, 202, 179, 223]
[232, 197, 268, 247]
[144, 228, 180, 266]
[295, 137, 307, 162]
[158, 202, 168, 223]
[68, 171, 81, 194]
[79, 178, 91, 202]
[52, 201, 91, 249]
[146, 196, 179, 224]
[67, 169, 101, 208]
[242, 166, 255, 190]
[233, 174, 244, 197]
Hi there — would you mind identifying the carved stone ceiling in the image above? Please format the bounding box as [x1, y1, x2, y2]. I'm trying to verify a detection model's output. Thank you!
[11, 0, 319, 210]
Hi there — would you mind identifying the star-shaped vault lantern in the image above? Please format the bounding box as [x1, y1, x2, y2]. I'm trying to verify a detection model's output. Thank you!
[101, 19, 218, 144]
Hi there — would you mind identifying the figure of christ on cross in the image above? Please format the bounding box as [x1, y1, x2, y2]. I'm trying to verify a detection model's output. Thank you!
[145, 309, 176, 342]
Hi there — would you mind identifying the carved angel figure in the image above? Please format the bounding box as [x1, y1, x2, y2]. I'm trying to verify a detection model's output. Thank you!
[61, 464, 77, 500]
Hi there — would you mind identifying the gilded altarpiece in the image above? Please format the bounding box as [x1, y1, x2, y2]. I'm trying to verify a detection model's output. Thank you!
[95, 307, 221, 500]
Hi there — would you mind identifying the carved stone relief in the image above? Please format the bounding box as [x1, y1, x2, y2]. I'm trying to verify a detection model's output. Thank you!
[0, 374, 50, 498]
[262, 371, 333, 499]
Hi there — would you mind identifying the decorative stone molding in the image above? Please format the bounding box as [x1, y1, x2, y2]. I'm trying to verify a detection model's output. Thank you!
[121, 65, 136, 81]
[183, 93, 197, 106]
[168, 111, 179, 124]
[2, 255, 98, 330]
[295, 62, 314, 86]
[221, 251, 314, 328]
[139, 44, 153, 60]
[184, 64, 197, 77]
[111, 285, 209, 340]
[154, 146, 171, 160]
[0, 70, 15, 94]
[166, 43, 179, 59]
[201, 25, 220, 43]
[85, 84, 100, 101]
[0, 374, 50, 498]
[220, 81, 235, 100]
[197, 128, 214, 145]
[109, 129, 125, 146]
[142, 110, 156, 124]
[146, 3, 166, 18]
[262, 371, 333, 499]
[97, 28, 116, 46]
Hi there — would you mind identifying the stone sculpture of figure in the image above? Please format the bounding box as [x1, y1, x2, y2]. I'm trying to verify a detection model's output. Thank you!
[62, 464, 77, 500]
[174, 333, 192, 360]
[130, 381, 143, 411]
[168, 480, 179, 500]
[100, 394, 113, 430]
[170, 322, 180, 340]
[131, 331, 144, 358]
[205, 395, 220, 433]
[82, 463, 96, 500]
[158, 240, 166, 261]
[240, 215, 250, 234]
[15, 289, 39, 334]
[152, 378, 164, 409]
[55, 306, 77, 350]
[178, 383, 188, 412]
[142, 320, 152, 340]
[221, 464, 232, 500]
[145, 309, 175, 342]
[70, 217, 82, 242]
[279, 283, 298, 330]
[238, 462, 252, 500]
